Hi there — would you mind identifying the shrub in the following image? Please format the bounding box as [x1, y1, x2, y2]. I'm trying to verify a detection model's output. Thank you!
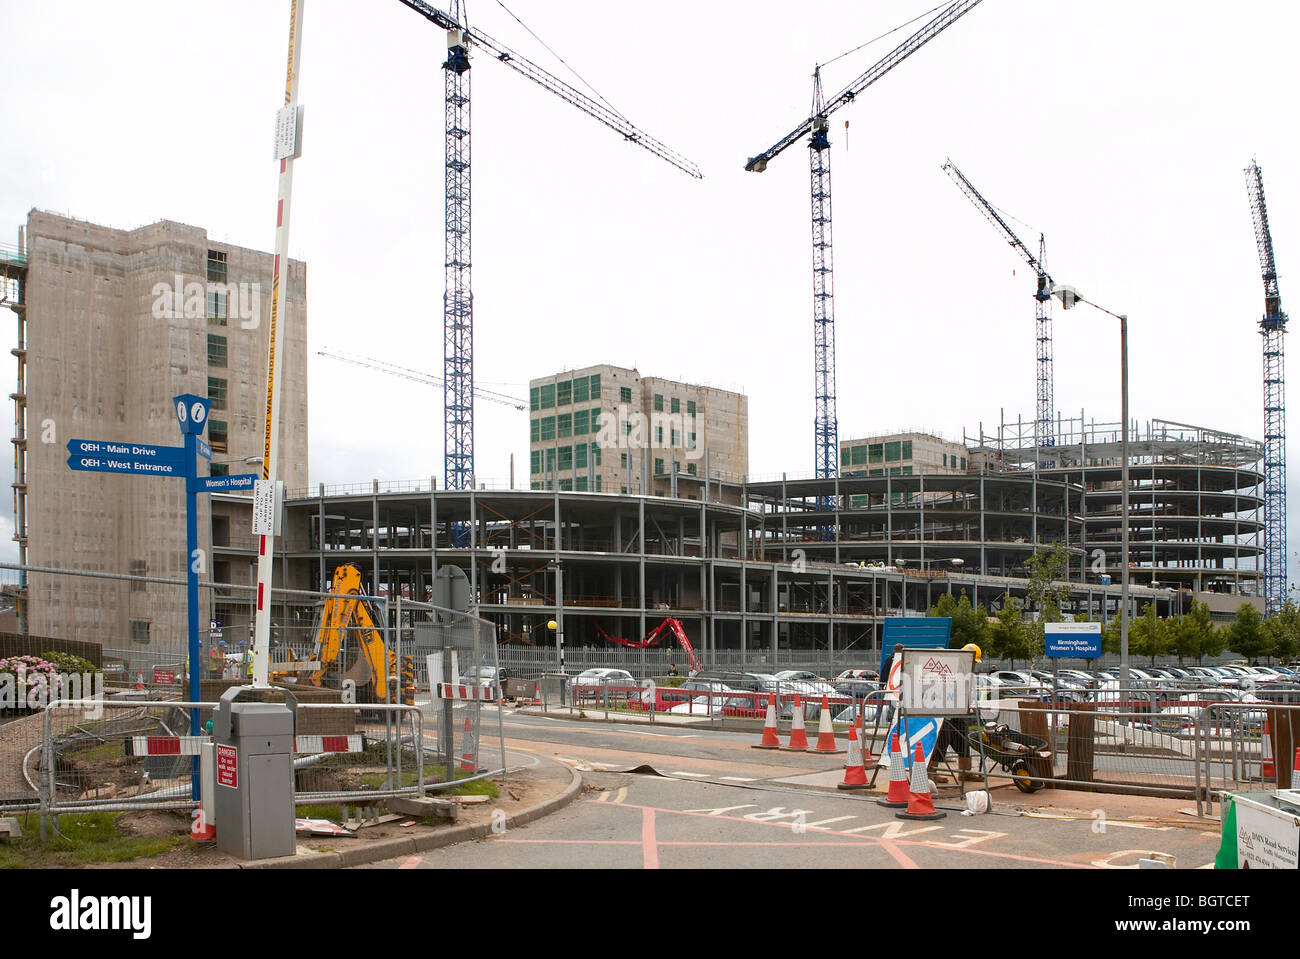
[41, 651, 97, 674]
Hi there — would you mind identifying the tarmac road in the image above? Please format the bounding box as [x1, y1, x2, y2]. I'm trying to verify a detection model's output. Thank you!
[373, 708, 1224, 870]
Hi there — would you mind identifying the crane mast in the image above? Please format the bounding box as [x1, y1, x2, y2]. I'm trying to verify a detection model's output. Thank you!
[745, 0, 983, 495]
[397, 0, 701, 515]
[809, 70, 837, 487]
[1245, 160, 1288, 615]
[942, 159, 1055, 449]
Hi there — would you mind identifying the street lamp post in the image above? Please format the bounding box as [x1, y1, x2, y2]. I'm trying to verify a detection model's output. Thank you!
[1053, 285, 1130, 690]
[549, 559, 564, 674]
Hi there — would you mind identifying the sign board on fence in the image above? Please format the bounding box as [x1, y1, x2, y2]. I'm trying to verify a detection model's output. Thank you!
[899, 647, 975, 716]
[1045, 622, 1102, 659]
[152, 667, 176, 685]
[215, 744, 238, 789]
[1234, 795, 1300, 869]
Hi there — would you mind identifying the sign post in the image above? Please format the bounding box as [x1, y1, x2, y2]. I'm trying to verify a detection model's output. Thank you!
[65, 393, 258, 801]
[175, 394, 210, 801]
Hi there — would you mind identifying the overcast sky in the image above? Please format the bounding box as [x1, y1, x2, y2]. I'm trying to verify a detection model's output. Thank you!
[2, 1, 1298, 583]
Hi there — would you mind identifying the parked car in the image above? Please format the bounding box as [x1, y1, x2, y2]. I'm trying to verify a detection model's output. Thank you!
[835, 668, 880, 682]
[571, 668, 637, 689]
[1150, 689, 1264, 735]
[986, 670, 1050, 699]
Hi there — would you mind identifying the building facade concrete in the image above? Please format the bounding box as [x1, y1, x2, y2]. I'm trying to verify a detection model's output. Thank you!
[528, 364, 748, 496]
[18, 211, 307, 647]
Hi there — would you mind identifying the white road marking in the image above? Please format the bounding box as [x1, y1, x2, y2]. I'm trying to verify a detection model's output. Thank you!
[720, 776, 757, 782]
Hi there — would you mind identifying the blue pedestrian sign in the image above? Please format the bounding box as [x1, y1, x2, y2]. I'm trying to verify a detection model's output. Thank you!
[66, 439, 187, 476]
[1045, 622, 1103, 659]
[197, 438, 212, 460]
[188, 473, 258, 494]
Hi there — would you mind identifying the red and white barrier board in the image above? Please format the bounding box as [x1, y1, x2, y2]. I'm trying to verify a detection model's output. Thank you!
[437, 683, 495, 701]
[293, 734, 363, 754]
[128, 736, 208, 757]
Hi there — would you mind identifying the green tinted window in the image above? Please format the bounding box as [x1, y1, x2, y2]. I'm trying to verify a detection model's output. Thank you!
[654, 458, 664, 475]
[575, 443, 587, 469]
[869, 469, 883, 477]
[540, 417, 555, 441]
[595, 475, 602, 491]
[573, 409, 588, 435]
[687, 400, 696, 417]
[869, 444, 883, 463]
[841, 448, 851, 467]
[671, 397, 680, 414]
[539, 384, 555, 409]
[591, 407, 602, 433]
[557, 413, 572, 438]
[575, 476, 588, 491]
[558, 446, 572, 471]
[560, 478, 573, 491]
[530, 386, 539, 411]
[620, 386, 632, 403]
[687, 462, 697, 476]
[962, 457, 967, 470]
[573, 376, 589, 403]
[544, 448, 556, 471]
[592, 443, 602, 466]
[654, 394, 664, 412]
[207, 334, 227, 368]
[530, 450, 540, 474]
[902, 466, 913, 475]
[530, 419, 540, 442]
[851, 444, 867, 466]
[557, 380, 572, 406]
[885, 442, 901, 462]
[902, 441, 913, 459]
[589, 374, 600, 398]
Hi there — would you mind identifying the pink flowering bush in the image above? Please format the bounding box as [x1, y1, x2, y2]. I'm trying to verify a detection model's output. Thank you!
[0, 655, 64, 711]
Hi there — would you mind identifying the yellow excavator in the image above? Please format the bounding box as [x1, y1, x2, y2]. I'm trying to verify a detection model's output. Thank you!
[273, 564, 414, 705]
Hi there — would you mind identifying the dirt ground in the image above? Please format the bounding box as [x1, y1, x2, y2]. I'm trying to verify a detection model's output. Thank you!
[84, 772, 567, 869]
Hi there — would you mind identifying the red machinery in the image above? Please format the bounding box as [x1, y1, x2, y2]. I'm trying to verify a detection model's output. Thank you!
[594, 618, 701, 674]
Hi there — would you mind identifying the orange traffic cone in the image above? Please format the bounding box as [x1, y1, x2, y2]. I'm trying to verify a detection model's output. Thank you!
[135, 670, 145, 691]
[810, 696, 844, 754]
[1261, 714, 1275, 780]
[896, 742, 946, 821]
[783, 695, 809, 751]
[838, 721, 868, 790]
[877, 732, 911, 808]
[753, 694, 781, 749]
[458, 715, 477, 772]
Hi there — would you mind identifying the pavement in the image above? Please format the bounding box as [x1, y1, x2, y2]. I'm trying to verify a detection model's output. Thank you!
[240, 755, 581, 870]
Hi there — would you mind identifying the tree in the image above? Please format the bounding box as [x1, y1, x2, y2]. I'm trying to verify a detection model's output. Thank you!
[1129, 602, 1173, 665]
[1263, 598, 1300, 664]
[1227, 603, 1270, 663]
[1174, 600, 1216, 664]
[928, 589, 989, 651]
[1100, 610, 1122, 657]
[987, 594, 1035, 668]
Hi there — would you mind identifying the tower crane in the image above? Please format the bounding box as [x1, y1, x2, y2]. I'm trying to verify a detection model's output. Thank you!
[317, 349, 526, 409]
[942, 158, 1055, 449]
[744, 0, 983, 502]
[397, 0, 701, 500]
[1245, 160, 1288, 615]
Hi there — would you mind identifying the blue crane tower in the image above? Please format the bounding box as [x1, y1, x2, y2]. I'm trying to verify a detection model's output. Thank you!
[1245, 160, 1288, 615]
[398, 0, 702, 507]
[744, 0, 984, 516]
[942, 159, 1056, 453]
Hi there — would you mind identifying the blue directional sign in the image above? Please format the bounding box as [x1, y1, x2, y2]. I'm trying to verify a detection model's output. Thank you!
[66, 439, 187, 477]
[188, 473, 258, 494]
[1045, 622, 1103, 659]
[197, 438, 212, 460]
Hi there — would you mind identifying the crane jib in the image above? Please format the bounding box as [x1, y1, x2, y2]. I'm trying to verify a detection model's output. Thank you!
[744, 0, 983, 171]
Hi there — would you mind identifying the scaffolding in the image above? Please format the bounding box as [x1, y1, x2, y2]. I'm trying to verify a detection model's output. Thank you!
[0, 232, 26, 633]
